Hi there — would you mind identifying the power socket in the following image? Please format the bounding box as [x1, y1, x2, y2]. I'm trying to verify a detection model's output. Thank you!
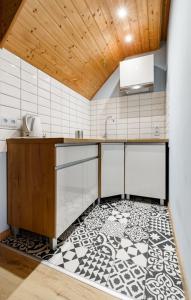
[8, 118, 17, 128]
[153, 126, 160, 136]
[0, 116, 18, 129]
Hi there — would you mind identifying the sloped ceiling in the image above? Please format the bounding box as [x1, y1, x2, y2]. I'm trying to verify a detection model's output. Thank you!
[1, 0, 170, 99]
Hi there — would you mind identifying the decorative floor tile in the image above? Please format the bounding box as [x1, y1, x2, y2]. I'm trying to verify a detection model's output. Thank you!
[145, 273, 185, 300]
[84, 217, 103, 231]
[149, 230, 174, 248]
[49, 241, 88, 273]
[107, 210, 130, 225]
[1, 197, 185, 299]
[100, 220, 126, 238]
[75, 249, 114, 286]
[87, 205, 112, 221]
[149, 215, 173, 236]
[146, 244, 182, 286]
[116, 238, 148, 267]
[106, 259, 147, 299]
[69, 225, 99, 250]
[94, 233, 121, 259]
[125, 226, 149, 243]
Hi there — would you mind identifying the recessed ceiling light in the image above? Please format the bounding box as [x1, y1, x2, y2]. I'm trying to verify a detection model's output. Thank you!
[117, 7, 127, 19]
[132, 85, 142, 90]
[124, 34, 133, 43]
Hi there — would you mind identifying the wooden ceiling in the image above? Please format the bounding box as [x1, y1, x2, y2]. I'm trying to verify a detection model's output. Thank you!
[1, 0, 170, 99]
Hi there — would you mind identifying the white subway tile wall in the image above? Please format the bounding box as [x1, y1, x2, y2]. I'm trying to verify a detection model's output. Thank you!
[90, 92, 166, 139]
[0, 49, 90, 151]
[0, 49, 167, 152]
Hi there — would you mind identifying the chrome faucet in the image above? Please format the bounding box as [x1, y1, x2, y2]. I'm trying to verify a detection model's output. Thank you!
[104, 116, 114, 139]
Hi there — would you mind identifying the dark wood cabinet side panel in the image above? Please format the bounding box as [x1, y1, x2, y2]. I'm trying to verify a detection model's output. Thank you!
[8, 144, 29, 228]
[8, 143, 56, 238]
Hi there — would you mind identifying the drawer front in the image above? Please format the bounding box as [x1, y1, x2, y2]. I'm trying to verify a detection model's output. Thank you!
[56, 144, 98, 166]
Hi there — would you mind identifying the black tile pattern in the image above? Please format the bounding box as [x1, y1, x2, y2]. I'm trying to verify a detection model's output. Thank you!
[1, 198, 185, 299]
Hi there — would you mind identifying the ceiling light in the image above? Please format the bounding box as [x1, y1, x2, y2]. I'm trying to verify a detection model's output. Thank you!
[117, 7, 127, 19]
[124, 34, 133, 43]
[132, 85, 142, 90]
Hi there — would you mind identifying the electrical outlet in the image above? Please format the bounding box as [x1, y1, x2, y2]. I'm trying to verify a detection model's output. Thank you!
[0, 116, 9, 128]
[0, 116, 17, 129]
[153, 126, 160, 136]
[8, 118, 17, 129]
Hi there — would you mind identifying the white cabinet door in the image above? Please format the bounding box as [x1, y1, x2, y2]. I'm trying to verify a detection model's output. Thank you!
[125, 144, 166, 199]
[101, 143, 124, 198]
[83, 159, 98, 211]
[56, 164, 84, 237]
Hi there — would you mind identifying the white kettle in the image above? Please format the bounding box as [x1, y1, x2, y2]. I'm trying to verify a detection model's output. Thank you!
[23, 114, 43, 137]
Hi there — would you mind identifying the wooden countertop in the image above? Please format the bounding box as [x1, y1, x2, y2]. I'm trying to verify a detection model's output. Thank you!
[7, 137, 168, 144]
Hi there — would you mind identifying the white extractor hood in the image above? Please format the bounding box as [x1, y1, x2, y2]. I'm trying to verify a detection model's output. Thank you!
[120, 54, 154, 93]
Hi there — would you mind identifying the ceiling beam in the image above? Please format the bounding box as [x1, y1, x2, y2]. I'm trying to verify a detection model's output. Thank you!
[0, 0, 26, 48]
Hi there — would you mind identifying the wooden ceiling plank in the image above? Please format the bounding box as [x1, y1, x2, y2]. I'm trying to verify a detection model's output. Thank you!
[147, 0, 162, 50]
[99, 0, 126, 59]
[105, 0, 135, 57]
[161, 0, 170, 41]
[0, 0, 24, 47]
[18, 5, 104, 89]
[84, 0, 122, 64]
[71, 0, 117, 72]
[55, 0, 112, 70]
[38, 0, 109, 80]
[94, 0, 125, 59]
[16, 18, 96, 90]
[125, 0, 143, 54]
[26, 0, 107, 82]
[135, 0, 150, 52]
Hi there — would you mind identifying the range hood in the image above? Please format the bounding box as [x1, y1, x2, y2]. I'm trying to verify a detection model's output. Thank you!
[120, 54, 154, 94]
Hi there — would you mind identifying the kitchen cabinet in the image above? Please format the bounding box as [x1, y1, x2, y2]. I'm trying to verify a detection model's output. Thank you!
[7, 141, 98, 248]
[125, 144, 166, 202]
[120, 54, 154, 90]
[56, 158, 98, 237]
[101, 143, 125, 198]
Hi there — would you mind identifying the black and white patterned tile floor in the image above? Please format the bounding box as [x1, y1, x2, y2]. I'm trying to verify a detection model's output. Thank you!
[2, 198, 185, 300]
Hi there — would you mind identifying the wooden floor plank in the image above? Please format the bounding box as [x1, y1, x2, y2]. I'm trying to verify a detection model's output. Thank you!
[0, 245, 117, 300]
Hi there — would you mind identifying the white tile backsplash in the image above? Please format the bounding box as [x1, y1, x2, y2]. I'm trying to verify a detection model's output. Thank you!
[0, 49, 90, 150]
[90, 92, 167, 139]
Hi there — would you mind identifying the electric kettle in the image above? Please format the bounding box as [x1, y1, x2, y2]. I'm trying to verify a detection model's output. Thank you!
[23, 114, 43, 137]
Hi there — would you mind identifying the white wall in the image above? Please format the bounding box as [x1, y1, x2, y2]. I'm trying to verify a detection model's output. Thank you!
[0, 49, 90, 232]
[167, 0, 191, 297]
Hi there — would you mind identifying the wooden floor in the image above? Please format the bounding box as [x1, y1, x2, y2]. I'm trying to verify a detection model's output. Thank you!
[0, 245, 117, 300]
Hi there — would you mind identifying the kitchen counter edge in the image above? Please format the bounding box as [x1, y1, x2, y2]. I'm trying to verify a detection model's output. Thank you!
[6, 138, 169, 144]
